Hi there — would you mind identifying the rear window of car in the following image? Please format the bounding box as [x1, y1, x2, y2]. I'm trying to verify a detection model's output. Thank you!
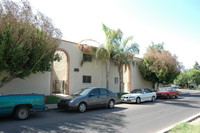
[99, 89, 108, 95]
[144, 89, 151, 93]
[131, 89, 142, 93]
[159, 88, 170, 91]
[106, 89, 113, 94]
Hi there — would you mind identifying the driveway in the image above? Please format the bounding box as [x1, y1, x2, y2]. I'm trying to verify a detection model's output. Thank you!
[0, 92, 200, 133]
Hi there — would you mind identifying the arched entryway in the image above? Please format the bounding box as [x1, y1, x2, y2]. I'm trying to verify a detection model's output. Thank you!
[51, 49, 69, 95]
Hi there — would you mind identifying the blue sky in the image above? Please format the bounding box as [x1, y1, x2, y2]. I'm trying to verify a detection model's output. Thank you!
[13, 0, 200, 69]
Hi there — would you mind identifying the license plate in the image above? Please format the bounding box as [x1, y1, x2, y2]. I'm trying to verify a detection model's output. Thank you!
[124, 98, 127, 101]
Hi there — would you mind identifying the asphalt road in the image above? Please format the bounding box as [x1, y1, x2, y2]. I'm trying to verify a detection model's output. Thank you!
[0, 91, 200, 133]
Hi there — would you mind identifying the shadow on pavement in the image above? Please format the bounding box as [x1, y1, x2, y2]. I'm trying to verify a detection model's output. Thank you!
[0, 106, 127, 133]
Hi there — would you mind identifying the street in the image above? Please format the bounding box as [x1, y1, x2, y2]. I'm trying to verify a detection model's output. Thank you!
[0, 91, 200, 133]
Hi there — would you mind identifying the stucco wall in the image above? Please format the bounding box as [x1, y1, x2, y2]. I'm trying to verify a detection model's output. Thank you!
[58, 41, 119, 94]
[0, 40, 152, 95]
[109, 61, 120, 93]
[0, 72, 51, 95]
[130, 62, 153, 92]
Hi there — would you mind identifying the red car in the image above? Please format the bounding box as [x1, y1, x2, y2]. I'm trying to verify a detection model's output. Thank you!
[156, 87, 179, 99]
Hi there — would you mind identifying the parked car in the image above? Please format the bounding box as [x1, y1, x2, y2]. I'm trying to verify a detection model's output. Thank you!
[156, 87, 179, 99]
[0, 93, 46, 120]
[121, 88, 157, 104]
[57, 87, 118, 113]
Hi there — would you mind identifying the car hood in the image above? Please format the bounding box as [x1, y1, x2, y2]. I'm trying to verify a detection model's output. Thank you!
[122, 93, 141, 97]
[61, 95, 85, 101]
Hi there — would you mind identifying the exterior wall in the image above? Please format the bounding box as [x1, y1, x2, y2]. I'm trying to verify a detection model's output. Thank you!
[58, 40, 119, 94]
[109, 61, 120, 93]
[123, 65, 131, 93]
[51, 51, 68, 94]
[0, 40, 152, 95]
[129, 62, 153, 92]
[0, 72, 51, 95]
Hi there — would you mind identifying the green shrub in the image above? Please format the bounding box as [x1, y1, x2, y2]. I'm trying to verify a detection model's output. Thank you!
[117, 93, 128, 98]
[46, 96, 61, 104]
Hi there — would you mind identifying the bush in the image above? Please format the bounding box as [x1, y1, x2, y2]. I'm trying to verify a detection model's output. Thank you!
[46, 96, 61, 104]
[117, 93, 128, 98]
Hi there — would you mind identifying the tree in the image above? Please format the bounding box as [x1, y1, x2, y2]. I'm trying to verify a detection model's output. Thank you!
[174, 71, 190, 88]
[0, 0, 62, 88]
[139, 43, 181, 89]
[193, 61, 200, 70]
[112, 35, 139, 93]
[146, 42, 164, 51]
[95, 24, 121, 89]
[188, 69, 200, 86]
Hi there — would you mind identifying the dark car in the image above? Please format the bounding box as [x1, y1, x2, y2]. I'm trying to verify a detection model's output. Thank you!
[156, 87, 179, 99]
[57, 87, 118, 113]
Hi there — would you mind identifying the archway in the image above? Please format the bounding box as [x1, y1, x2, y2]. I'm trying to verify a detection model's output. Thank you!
[51, 49, 69, 95]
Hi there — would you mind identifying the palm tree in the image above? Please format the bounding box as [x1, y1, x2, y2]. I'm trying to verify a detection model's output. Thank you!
[112, 35, 139, 93]
[79, 24, 120, 89]
[95, 24, 122, 89]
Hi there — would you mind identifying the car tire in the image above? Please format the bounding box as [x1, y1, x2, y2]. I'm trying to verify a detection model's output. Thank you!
[175, 95, 178, 98]
[78, 102, 87, 113]
[14, 106, 30, 120]
[151, 96, 155, 102]
[166, 95, 170, 99]
[136, 97, 141, 104]
[108, 100, 115, 109]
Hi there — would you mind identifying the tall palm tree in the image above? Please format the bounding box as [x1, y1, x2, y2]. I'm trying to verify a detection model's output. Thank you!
[112, 35, 139, 93]
[79, 24, 120, 89]
[95, 24, 121, 89]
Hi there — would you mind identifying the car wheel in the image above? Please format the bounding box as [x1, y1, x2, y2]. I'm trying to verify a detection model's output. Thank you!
[108, 100, 115, 109]
[166, 95, 170, 99]
[136, 97, 141, 104]
[151, 96, 155, 102]
[175, 95, 178, 98]
[14, 106, 30, 120]
[78, 102, 87, 113]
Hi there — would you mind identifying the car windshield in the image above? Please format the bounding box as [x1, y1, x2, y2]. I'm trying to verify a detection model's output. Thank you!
[72, 88, 92, 96]
[158, 88, 170, 91]
[130, 89, 142, 94]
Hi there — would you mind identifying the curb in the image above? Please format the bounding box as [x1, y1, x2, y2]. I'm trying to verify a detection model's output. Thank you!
[157, 112, 200, 133]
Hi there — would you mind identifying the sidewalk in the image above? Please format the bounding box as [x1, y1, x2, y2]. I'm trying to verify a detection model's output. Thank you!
[46, 104, 57, 110]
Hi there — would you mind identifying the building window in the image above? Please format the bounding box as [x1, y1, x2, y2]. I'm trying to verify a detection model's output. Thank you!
[83, 54, 92, 62]
[114, 77, 118, 84]
[83, 75, 92, 83]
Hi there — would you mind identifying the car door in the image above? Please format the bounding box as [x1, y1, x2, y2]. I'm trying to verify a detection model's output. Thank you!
[87, 89, 101, 108]
[144, 89, 151, 101]
[140, 89, 148, 102]
[145, 89, 154, 101]
[171, 88, 177, 96]
[99, 88, 109, 106]
[169, 88, 175, 96]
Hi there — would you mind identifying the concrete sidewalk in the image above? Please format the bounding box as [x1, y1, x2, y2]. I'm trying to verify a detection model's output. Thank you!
[46, 104, 57, 110]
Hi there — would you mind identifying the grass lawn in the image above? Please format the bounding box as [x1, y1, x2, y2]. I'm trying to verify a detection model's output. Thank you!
[46, 95, 61, 104]
[168, 122, 200, 133]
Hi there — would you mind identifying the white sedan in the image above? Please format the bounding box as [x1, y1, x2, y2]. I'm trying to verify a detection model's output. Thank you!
[121, 88, 157, 104]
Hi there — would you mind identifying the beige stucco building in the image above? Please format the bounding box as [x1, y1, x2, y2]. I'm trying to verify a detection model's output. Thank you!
[0, 40, 152, 95]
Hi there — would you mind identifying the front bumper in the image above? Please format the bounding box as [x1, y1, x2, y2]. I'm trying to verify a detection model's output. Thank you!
[57, 101, 78, 111]
[121, 98, 136, 103]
